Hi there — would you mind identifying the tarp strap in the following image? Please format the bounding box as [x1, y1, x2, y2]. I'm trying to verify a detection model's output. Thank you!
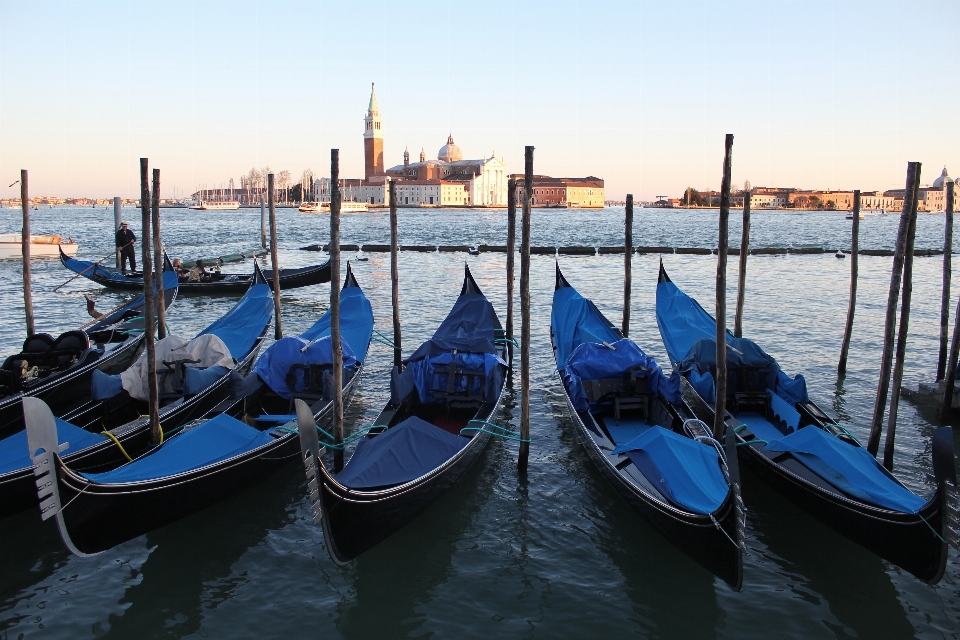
[459, 419, 530, 443]
[495, 337, 520, 348]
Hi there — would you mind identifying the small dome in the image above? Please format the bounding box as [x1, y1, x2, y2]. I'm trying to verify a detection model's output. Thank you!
[438, 134, 463, 162]
[933, 166, 953, 188]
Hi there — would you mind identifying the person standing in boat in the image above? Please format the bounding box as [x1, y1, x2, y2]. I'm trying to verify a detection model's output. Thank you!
[115, 221, 136, 274]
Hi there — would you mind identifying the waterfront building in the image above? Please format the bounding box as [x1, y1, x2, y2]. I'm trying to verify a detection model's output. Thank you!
[512, 175, 605, 208]
[750, 193, 784, 209]
[860, 191, 896, 210]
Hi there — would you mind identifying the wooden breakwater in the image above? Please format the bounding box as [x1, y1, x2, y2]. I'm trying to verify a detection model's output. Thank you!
[300, 243, 949, 257]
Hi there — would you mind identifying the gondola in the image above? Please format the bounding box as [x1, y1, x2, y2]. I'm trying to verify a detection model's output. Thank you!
[550, 264, 744, 590]
[300, 264, 510, 565]
[25, 264, 373, 556]
[0, 262, 274, 518]
[655, 262, 958, 584]
[60, 247, 330, 293]
[0, 268, 180, 439]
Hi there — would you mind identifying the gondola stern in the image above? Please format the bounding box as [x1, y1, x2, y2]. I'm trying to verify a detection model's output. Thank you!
[658, 258, 671, 284]
[461, 262, 484, 297]
[253, 259, 268, 286]
[555, 261, 571, 291]
[343, 261, 360, 289]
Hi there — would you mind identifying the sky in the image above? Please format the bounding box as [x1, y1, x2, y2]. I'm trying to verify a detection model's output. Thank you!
[0, 0, 958, 201]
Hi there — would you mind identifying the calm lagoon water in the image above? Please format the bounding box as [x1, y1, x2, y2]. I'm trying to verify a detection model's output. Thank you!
[1, 206, 960, 638]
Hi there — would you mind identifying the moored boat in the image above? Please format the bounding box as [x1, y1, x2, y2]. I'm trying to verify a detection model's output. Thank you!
[300, 264, 510, 565]
[655, 262, 958, 584]
[189, 201, 240, 210]
[24, 264, 374, 555]
[550, 264, 744, 589]
[0, 234, 78, 259]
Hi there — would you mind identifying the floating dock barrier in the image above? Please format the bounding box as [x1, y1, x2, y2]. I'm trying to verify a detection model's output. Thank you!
[401, 245, 437, 252]
[676, 247, 712, 255]
[438, 245, 471, 252]
[558, 246, 596, 255]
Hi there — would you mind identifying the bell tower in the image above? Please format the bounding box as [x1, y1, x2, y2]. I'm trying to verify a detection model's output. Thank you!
[363, 83, 384, 179]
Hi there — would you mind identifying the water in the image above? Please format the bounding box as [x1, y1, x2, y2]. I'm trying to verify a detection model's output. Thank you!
[2, 206, 960, 638]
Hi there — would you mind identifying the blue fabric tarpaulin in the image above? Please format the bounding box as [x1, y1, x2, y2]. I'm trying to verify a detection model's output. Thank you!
[299, 285, 375, 363]
[82, 414, 276, 484]
[764, 426, 926, 513]
[197, 282, 273, 360]
[611, 427, 728, 515]
[1, 419, 107, 476]
[404, 293, 497, 362]
[251, 336, 357, 400]
[551, 286, 622, 370]
[183, 365, 230, 395]
[335, 416, 468, 489]
[402, 351, 506, 405]
[656, 276, 725, 367]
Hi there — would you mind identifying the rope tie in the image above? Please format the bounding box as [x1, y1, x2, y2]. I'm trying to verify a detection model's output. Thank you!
[100, 431, 133, 461]
[372, 328, 398, 350]
[460, 419, 530, 443]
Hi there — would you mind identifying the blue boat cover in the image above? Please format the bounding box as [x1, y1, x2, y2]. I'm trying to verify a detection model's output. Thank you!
[561, 338, 681, 411]
[82, 413, 276, 484]
[335, 416, 468, 489]
[251, 336, 357, 399]
[0, 418, 107, 476]
[91, 368, 124, 401]
[183, 365, 230, 395]
[656, 276, 726, 366]
[299, 285, 375, 363]
[197, 282, 273, 360]
[764, 426, 926, 513]
[611, 427, 728, 515]
[551, 285, 622, 370]
[405, 293, 498, 362]
[400, 351, 506, 404]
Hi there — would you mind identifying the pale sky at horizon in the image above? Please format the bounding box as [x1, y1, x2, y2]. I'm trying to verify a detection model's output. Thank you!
[1, 0, 958, 201]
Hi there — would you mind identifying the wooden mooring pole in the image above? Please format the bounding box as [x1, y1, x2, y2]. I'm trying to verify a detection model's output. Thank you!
[151, 168, 166, 340]
[330, 150, 344, 472]
[518, 147, 533, 474]
[268, 174, 282, 339]
[937, 181, 955, 381]
[506, 178, 517, 367]
[622, 194, 633, 336]
[868, 162, 921, 456]
[734, 192, 751, 339]
[20, 170, 34, 337]
[942, 183, 960, 420]
[884, 166, 921, 470]
[389, 179, 401, 368]
[261, 196, 267, 250]
[714, 134, 734, 442]
[140, 159, 161, 444]
[838, 190, 861, 374]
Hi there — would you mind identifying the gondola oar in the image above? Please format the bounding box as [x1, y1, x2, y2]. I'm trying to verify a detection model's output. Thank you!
[53, 242, 132, 292]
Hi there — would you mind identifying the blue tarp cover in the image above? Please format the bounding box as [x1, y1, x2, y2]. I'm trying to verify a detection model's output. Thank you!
[94, 270, 180, 328]
[299, 285, 375, 363]
[401, 351, 506, 405]
[562, 338, 681, 411]
[91, 369, 124, 401]
[183, 365, 230, 395]
[335, 416, 468, 489]
[551, 286, 622, 369]
[611, 427, 728, 515]
[405, 293, 497, 362]
[764, 426, 926, 513]
[82, 413, 275, 484]
[197, 283, 273, 360]
[656, 277, 724, 366]
[251, 336, 357, 400]
[0, 419, 107, 476]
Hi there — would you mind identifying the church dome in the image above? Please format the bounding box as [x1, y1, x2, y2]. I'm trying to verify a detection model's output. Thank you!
[438, 134, 463, 162]
[933, 166, 953, 188]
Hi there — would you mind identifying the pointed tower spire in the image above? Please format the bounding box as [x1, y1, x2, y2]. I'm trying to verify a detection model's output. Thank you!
[368, 83, 380, 115]
[363, 83, 384, 179]
[404, 145, 410, 167]
[420, 148, 426, 163]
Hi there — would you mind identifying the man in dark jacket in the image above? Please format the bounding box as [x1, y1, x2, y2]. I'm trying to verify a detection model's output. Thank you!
[116, 221, 136, 273]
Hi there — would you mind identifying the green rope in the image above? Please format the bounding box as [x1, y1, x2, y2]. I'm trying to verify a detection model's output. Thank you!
[372, 328, 398, 350]
[736, 439, 768, 447]
[495, 337, 520, 348]
[460, 419, 530, 443]
[829, 423, 863, 446]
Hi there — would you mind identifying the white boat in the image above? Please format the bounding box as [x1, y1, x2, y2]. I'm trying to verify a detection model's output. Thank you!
[0, 234, 79, 260]
[189, 200, 240, 210]
[298, 201, 369, 214]
[845, 212, 865, 220]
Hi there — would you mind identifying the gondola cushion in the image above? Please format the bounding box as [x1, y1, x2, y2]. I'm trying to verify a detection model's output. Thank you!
[764, 426, 926, 513]
[1, 418, 108, 475]
[91, 369, 125, 400]
[251, 336, 357, 400]
[183, 365, 230, 395]
[334, 416, 468, 489]
[403, 351, 506, 405]
[80, 414, 276, 484]
[611, 427, 728, 515]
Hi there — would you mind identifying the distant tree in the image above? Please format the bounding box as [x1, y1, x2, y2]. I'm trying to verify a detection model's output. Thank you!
[301, 169, 315, 202]
[744, 180, 752, 193]
[684, 187, 703, 207]
[277, 170, 291, 203]
[247, 168, 262, 201]
[826, 200, 836, 209]
[809, 196, 821, 209]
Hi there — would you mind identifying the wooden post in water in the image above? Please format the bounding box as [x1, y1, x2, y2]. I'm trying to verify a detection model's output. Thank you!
[330, 150, 344, 472]
[838, 190, 861, 374]
[260, 196, 267, 250]
[389, 179, 401, 368]
[884, 168, 921, 470]
[268, 174, 282, 339]
[20, 170, 34, 337]
[114, 197, 122, 268]
[714, 134, 734, 442]
[937, 181, 955, 381]
[734, 193, 751, 339]
[942, 183, 960, 420]
[140, 159, 161, 444]
[622, 195, 633, 336]
[868, 162, 921, 456]
[506, 178, 517, 367]
[518, 146, 533, 474]
[151, 169, 166, 340]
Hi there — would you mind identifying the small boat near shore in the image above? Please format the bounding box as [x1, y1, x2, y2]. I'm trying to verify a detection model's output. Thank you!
[0, 234, 78, 259]
[299, 201, 369, 214]
[189, 201, 240, 211]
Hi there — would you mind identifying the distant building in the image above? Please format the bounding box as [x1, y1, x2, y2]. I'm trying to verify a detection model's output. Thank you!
[512, 175, 605, 208]
[363, 84, 384, 180]
[750, 193, 784, 209]
[860, 191, 896, 211]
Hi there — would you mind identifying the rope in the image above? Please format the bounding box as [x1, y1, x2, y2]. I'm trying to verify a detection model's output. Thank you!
[460, 419, 530, 443]
[736, 439, 768, 447]
[100, 431, 133, 461]
[829, 423, 863, 446]
[918, 512, 949, 545]
[710, 513, 740, 550]
[495, 337, 520, 348]
[281, 422, 392, 450]
[373, 328, 398, 350]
